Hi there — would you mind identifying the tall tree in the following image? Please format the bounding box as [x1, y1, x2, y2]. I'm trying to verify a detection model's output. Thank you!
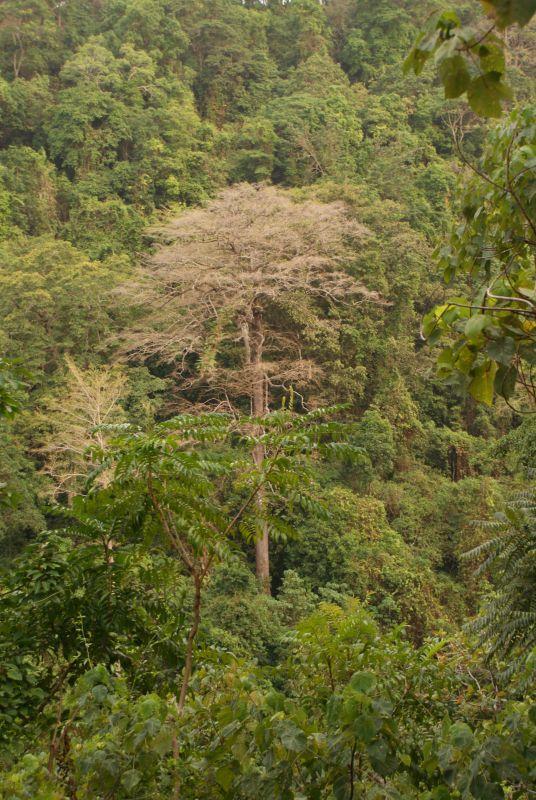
[123, 183, 378, 590]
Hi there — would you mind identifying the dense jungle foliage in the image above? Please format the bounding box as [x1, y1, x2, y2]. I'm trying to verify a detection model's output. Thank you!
[0, 0, 535, 798]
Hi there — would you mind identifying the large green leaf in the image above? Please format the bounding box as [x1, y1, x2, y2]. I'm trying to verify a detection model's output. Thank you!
[121, 769, 142, 791]
[439, 55, 471, 98]
[216, 766, 235, 791]
[465, 314, 491, 341]
[279, 721, 307, 753]
[485, 336, 516, 365]
[467, 73, 512, 118]
[349, 671, 376, 694]
[354, 713, 377, 743]
[481, 0, 536, 28]
[477, 40, 506, 73]
[469, 362, 498, 404]
[494, 363, 517, 398]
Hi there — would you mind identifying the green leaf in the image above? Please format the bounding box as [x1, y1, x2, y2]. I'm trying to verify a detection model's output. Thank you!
[403, 46, 429, 76]
[437, 348, 454, 370]
[354, 713, 377, 743]
[279, 721, 307, 753]
[349, 671, 375, 694]
[478, 41, 505, 73]
[431, 788, 453, 800]
[403, 29, 441, 74]
[467, 73, 512, 117]
[265, 690, 286, 711]
[343, 696, 361, 722]
[6, 665, 23, 681]
[423, 305, 449, 345]
[494, 363, 517, 398]
[449, 721, 474, 748]
[439, 55, 471, 98]
[216, 766, 235, 791]
[439, 10, 462, 25]
[152, 728, 173, 756]
[519, 344, 536, 365]
[465, 314, 491, 341]
[481, 0, 536, 28]
[121, 769, 142, 791]
[91, 684, 109, 702]
[455, 345, 477, 375]
[469, 362, 498, 404]
[485, 336, 516, 365]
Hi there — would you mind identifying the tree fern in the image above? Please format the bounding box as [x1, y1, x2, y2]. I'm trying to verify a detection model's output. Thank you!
[463, 484, 536, 669]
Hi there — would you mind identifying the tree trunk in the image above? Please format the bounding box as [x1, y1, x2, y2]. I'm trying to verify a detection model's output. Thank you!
[173, 572, 203, 800]
[253, 440, 270, 592]
[177, 574, 202, 711]
[248, 308, 271, 594]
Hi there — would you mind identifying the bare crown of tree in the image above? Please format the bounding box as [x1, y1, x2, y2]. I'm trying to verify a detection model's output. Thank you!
[121, 183, 381, 404]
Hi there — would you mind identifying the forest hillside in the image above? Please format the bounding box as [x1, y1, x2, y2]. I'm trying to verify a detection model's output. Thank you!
[0, 1, 535, 798]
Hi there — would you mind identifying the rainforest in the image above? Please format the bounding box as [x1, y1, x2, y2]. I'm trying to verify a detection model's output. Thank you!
[0, 1, 535, 798]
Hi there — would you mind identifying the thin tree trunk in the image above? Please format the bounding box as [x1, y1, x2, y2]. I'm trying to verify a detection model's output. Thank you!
[253, 440, 270, 592]
[177, 574, 202, 711]
[173, 564, 208, 799]
[172, 573, 203, 799]
[248, 308, 270, 594]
